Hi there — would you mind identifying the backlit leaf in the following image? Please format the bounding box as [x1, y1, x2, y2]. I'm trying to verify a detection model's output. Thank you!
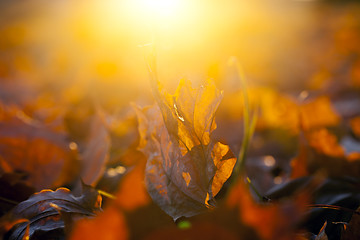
[135, 79, 236, 220]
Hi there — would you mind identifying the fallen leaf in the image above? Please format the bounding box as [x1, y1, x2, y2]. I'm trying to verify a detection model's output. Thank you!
[291, 128, 360, 178]
[5, 184, 101, 240]
[135, 79, 236, 220]
[0, 104, 78, 190]
[308, 128, 344, 158]
[227, 179, 309, 240]
[300, 96, 340, 131]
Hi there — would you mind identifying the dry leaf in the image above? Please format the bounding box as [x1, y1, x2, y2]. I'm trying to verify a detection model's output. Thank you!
[135, 79, 236, 220]
[6, 184, 101, 240]
[0, 105, 77, 190]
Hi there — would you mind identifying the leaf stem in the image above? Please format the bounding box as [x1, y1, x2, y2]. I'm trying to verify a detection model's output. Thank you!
[0, 196, 19, 205]
[229, 57, 257, 177]
[97, 190, 116, 200]
[246, 177, 263, 201]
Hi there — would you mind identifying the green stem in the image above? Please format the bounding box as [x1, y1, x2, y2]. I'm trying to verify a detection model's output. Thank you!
[230, 57, 256, 177]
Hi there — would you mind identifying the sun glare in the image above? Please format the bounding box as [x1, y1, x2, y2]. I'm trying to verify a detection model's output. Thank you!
[141, 0, 180, 18]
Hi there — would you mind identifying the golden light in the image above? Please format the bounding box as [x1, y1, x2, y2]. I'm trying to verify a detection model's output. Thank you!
[140, 0, 181, 18]
[124, 0, 184, 24]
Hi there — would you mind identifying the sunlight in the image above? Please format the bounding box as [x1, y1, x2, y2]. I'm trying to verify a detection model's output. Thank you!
[125, 0, 183, 22]
[141, 0, 180, 18]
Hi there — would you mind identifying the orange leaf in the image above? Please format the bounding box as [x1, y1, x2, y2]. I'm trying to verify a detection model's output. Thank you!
[227, 180, 308, 240]
[115, 160, 150, 211]
[300, 96, 340, 131]
[69, 205, 128, 240]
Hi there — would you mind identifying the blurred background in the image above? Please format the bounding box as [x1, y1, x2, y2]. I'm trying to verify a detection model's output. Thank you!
[1, 0, 360, 194]
[1, 0, 360, 108]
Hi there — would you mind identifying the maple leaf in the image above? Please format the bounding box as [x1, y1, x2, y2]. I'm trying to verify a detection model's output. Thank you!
[5, 183, 101, 240]
[135, 79, 236, 220]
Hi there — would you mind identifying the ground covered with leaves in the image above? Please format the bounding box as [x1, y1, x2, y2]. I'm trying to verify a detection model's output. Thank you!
[1, 0, 360, 240]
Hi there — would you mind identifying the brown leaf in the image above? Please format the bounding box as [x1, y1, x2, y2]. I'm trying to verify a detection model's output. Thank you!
[135, 79, 236, 220]
[6, 184, 101, 240]
[0, 104, 78, 190]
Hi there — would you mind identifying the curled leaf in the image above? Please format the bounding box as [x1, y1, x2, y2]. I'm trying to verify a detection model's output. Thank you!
[6, 184, 101, 240]
[135, 79, 236, 220]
